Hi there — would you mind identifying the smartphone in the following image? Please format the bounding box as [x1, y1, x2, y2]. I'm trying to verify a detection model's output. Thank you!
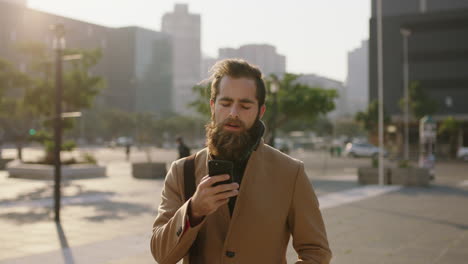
[208, 160, 234, 187]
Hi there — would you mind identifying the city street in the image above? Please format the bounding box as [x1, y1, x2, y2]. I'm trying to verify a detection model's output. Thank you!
[1, 147, 467, 263]
[1, 1, 467, 263]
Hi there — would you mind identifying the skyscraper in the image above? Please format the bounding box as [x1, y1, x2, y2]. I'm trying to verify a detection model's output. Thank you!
[0, 1, 173, 115]
[345, 40, 369, 115]
[218, 44, 286, 76]
[369, 0, 468, 119]
[162, 4, 201, 115]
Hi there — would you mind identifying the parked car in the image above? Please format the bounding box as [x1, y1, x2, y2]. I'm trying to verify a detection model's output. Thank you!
[274, 138, 292, 154]
[344, 142, 387, 158]
[457, 147, 468, 160]
[108, 137, 133, 147]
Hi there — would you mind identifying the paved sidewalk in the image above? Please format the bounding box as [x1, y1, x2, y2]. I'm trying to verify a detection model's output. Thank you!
[1, 148, 468, 263]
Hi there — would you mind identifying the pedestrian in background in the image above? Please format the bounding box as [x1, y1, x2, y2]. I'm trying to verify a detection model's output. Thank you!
[125, 143, 131, 161]
[176, 136, 191, 159]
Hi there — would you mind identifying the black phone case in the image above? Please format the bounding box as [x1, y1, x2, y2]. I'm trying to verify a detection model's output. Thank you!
[208, 160, 234, 187]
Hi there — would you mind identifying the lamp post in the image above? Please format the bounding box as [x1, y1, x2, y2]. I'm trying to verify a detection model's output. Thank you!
[401, 28, 411, 161]
[269, 79, 279, 148]
[50, 24, 83, 222]
[51, 23, 65, 222]
[377, 0, 385, 185]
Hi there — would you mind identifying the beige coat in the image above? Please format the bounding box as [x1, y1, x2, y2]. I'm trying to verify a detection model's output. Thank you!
[151, 141, 331, 264]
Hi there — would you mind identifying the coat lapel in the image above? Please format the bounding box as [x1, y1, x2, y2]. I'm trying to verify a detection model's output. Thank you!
[224, 142, 265, 241]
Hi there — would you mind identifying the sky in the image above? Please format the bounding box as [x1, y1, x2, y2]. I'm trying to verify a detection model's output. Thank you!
[27, 0, 370, 82]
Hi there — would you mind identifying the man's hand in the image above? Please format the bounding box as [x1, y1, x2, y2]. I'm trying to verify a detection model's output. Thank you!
[189, 174, 239, 226]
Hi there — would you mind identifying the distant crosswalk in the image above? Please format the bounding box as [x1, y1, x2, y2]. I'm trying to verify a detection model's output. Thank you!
[318, 185, 402, 210]
[459, 180, 468, 187]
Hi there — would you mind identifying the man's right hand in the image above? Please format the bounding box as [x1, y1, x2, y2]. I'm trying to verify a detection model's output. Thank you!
[189, 174, 239, 226]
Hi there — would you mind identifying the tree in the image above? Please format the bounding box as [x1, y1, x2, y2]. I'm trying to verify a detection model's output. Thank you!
[101, 109, 136, 141]
[18, 43, 105, 117]
[4, 42, 105, 162]
[334, 120, 366, 138]
[355, 100, 391, 143]
[189, 83, 211, 117]
[399, 81, 438, 120]
[438, 116, 461, 159]
[157, 115, 206, 143]
[263, 74, 337, 137]
[0, 59, 34, 160]
[189, 73, 338, 140]
[310, 116, 333, 137]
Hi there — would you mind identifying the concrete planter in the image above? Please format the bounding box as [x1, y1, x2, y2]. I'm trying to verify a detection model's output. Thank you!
[0, 158, 14, 170]
[391, 168, 431, 186]
[6, 160, 106, 180]
[358, 166, 431, 186]
[357, 167, 392, 185]
[132, 162, 167, 179]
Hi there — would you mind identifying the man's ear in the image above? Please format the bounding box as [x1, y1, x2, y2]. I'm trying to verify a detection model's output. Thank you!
[210, 99, 215, 114]
[258, 104, 266, 119]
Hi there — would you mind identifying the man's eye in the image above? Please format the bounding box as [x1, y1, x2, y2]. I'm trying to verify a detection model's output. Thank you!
[221, 103, 230, 107]
[241, 106, 251, 110]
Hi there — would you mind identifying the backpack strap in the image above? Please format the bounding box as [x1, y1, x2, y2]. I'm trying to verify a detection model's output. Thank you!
[183, 154, 196, 201]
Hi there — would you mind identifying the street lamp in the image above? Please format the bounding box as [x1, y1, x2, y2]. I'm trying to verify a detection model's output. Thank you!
[401, 28, 411, 161]
[50, 24, 84, 222]
[377, 0, 385, 185]
[269, 79, 279, 148]
[51, 23, 65, 222]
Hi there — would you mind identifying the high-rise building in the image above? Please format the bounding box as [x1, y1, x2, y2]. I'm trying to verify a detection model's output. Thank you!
[107, 27, 172, 114]
[162, 4, 201, 115]
[369, 0, 468, 120]
[0, 1, 173, 115]
[201, 55, 217, 80]
[345, 40, 369, 115]
[369, 0, 468, 153]
[218, 44, 286, 76]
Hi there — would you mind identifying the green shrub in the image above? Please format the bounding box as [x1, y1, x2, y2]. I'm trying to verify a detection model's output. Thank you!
[82, 153, 97, 164]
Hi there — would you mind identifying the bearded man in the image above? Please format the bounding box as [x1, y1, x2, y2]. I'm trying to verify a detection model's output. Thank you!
[151, 59, 331, 264]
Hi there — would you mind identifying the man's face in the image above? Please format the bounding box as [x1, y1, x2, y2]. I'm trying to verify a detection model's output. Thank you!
[210, 76, 266, 131]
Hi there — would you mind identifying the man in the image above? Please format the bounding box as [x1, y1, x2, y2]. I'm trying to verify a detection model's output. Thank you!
[176, 136, 191, 159]
[151, 59, 331, 263]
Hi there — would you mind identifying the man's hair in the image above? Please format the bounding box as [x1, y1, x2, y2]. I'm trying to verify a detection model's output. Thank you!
[208, 59, 266, 108]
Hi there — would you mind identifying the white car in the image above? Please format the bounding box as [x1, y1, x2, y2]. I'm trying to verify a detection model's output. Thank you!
[457, 147, 468, 160]
[344, 142, 386, 158]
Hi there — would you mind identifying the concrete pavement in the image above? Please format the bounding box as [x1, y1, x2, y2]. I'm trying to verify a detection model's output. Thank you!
[1, 147, 467, 263]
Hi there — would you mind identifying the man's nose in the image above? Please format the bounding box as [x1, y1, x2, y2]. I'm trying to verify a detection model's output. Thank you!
[229, 104, 240, 118]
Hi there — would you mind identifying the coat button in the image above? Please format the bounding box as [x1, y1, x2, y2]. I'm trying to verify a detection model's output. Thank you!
[225, 251, 235, 258]
[176, 227, 182, 236]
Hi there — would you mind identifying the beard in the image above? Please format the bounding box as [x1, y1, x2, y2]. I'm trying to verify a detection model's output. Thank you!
[206, 115, 258, 161]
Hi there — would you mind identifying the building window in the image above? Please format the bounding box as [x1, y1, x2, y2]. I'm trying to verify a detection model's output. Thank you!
[445, 96, 453, 108]
[44, 36, 50, 47]
[10, 30, 16, 42]
[19, 62, 26, 73]
[101, 39, 107, 49]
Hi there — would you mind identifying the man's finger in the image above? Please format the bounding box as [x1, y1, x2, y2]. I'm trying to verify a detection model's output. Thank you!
[214, 198, 230, 208]
[207, 174, 230, 185]
[214, 190, 238, 201]
[212, 182, 239, 194]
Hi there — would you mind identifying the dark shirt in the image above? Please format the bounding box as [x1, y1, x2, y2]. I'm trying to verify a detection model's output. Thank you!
[178, 143, 191, 159]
